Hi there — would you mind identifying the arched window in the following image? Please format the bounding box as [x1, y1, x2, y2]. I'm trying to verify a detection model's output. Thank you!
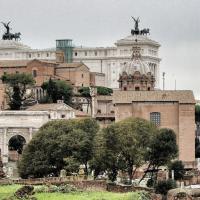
[150, 112, 161, 126]
[32, 70, 37, 77]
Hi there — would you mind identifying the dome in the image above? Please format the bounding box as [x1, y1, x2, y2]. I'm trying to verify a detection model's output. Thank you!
[120, 46, 151, 75]
[122, 58, 151, 75]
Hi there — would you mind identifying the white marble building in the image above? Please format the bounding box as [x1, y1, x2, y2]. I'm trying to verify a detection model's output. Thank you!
[0, 101, 76, 165]
[72, 34, 161, 89]
[0, 32, 161, 89]
[0, 40, 55, 61]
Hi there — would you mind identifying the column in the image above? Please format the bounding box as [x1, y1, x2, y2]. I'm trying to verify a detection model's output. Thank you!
[3, 128, 8, 163]
[29, 127, 33, 141]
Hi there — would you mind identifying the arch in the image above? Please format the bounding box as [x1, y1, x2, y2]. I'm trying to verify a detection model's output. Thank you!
[8, 135, 26, 162]
[8, 135, 26, 154]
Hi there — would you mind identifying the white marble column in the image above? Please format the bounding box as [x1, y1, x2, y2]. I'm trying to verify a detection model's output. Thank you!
[29, 127, 33, 141]
[3, 128, 8, 163]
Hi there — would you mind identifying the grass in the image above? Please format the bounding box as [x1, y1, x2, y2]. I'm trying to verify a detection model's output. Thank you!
[0, 185, 142, 200]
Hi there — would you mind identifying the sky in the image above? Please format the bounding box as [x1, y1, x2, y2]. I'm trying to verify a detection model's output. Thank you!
[0, 0, 200, 98]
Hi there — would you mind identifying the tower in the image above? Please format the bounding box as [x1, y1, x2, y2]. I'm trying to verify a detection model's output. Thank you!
[56, 39, 73, 63]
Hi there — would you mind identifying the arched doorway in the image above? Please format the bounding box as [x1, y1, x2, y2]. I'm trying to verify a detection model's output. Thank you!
[8, 135, 26, 161]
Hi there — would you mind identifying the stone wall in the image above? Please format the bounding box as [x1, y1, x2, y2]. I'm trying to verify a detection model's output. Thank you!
[13, 177, 107, 191]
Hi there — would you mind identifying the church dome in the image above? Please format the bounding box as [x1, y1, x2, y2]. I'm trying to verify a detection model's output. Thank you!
[122, 57, 151, 75]
[120, 46, 151, 76]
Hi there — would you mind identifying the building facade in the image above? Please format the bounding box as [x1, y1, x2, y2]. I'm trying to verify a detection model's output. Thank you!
[0, 21, 161, 89]
[73, 33, 161, 89]
[94, 90, 196, 168]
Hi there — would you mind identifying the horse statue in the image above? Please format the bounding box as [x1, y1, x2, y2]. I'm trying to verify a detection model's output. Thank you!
[130, 17, 150, 36]
[1, 21, 21, 41]
[140, 28, 150, 35]
[13, 32, 21, 41]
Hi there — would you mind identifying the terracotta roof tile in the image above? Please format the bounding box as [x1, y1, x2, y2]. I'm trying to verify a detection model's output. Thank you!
[113, 90, 195, 104]
[0, 60, 29, 67]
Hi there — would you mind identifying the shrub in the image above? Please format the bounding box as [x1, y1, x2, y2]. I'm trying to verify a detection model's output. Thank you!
[34, 184, 79, 194]
[58, 184, 78, 193]
[155, 179, 177, 195]
[146, 178, 156, 188]
[48, 185, 59, 193]
[34, 186, 48, 193]
[168, 160, 185, 180]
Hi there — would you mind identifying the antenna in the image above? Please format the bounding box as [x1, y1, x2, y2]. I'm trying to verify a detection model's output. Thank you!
[175, 79, 176, 90]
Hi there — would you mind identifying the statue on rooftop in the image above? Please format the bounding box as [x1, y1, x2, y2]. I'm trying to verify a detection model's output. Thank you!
[131, 16, 150, 36]
[1, 21, 21, 41]
[1, 21, 11, 35]
[132, 16, 140, 31]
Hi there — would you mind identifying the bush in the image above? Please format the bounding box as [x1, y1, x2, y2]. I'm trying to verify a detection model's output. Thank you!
[127, 191, 151, 200]
[146, 178, 156, 188]
[34, 185, 48, 193]
[58, 184, 78, 193]
[168, 160, 185, 180]
[155, 179, 177, 195]
[48, 185, 59, 193]
[34, 184, 78, 194]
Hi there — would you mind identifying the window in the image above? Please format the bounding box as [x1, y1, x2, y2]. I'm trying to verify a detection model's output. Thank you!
[85, 51, 87, 56]
[82, 83, 84, 87]
[148, 87, 150, 91]
[150, 112, 161, 126]
[135, 87, 140, 91]
[94, 51, 97, 56]
[61, 114, 65, 118]
[82, 74, 84, 78]
[47, 53, 49, 57]
[75, 52, 78, 56]
[32, 70, 37, 78]
[37, 54, 40, 57]
[16, 71, 19, 74]
[28, 54, 31, 58]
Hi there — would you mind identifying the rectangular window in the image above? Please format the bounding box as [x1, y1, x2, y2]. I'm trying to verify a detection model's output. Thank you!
[150, 112, 161, 126]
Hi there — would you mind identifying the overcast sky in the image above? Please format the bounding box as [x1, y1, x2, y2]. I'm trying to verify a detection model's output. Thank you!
[0, 0, 200, 98]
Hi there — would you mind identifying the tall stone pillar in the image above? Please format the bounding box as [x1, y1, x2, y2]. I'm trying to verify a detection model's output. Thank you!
[29, 127, 33, 140]
[2, 128, 8, 164]
[89, 87, 97, 118]
[0, 149, 5, 178]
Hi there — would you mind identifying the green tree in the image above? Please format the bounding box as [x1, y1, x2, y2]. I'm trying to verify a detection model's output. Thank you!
[195, 104, 200, 123]
[18, 118, 99, 178]
[41, 79, 73, 105]
[142, 128, 178, 183]
[92, 118, 157, 183]
[168, 160, 185, 180]
[91, 126, 123, 182]
[1, 73, 35, 110]
[96, 86, 113, 96]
